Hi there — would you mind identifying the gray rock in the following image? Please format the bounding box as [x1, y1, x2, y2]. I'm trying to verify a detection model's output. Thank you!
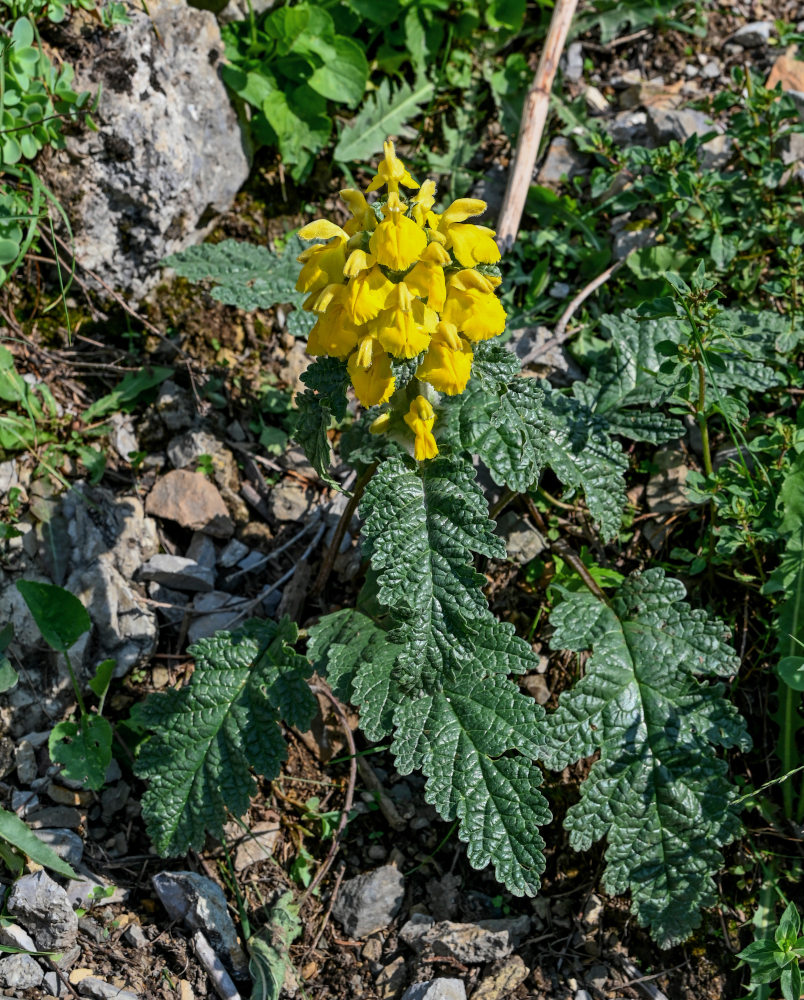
[32, 828, 84, 867]
[232, 817, 280, 872]
[586, 964, 609, 990]
[645, 108, 731, 168]
[0, 923, 37, 953]
[101, 780, 131, 820]
[148, 581, 190, 627]
[219, 538, 250, 568]
[729, 20, 772, 47]
[401, 979, 466, 1000]
[496, 512, 546, 564]
[268, 481, 313, 523]
[43, 0, 250, 299]
[45, 969, 69, 997]
[186, 531, 217, 570]
[123, 923, 149, 948]
[15, 740, 37, 785]
[188, 591, 250, 643]
[536, 136, 588, 185]
[76, 977, 140, 1000]
[507, 326, 584, 384]
[549, 281, 571, 299]
[152, 871, 249, 979]
[564, 41, 584, 82]
[332, 866, 405, 938]
[167, 429, 222, 470]
[146, 469, 235, 537]
[11, 789, 38, 814]
[376, 956, 407, 998]
[399, 914, 530, 963]
[472, 956, 529, 1000]
[610, 216, 658, 261]
[65, 871, 124, 912]
[109, 413, 139, 463]
[139, 554, 215, 592]
[0, 460, 18, 495]
[574, 991, 593, 1000]
[6, 870, 78, 951]
[0, 953, 44, 990]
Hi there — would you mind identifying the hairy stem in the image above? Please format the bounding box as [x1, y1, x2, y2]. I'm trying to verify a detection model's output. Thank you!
[311, 462, 378, 597]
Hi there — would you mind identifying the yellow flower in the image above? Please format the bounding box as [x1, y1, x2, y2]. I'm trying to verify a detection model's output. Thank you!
[404, 395, 438, 461]
[442, 269, 507, 341]
[366, 140, 420, 195]
[298, 220, 349, 242]
[346, 265, 395, 324]
[411, 179, 437, 226]
[296, 239, 347, 294]
[404, 259, 447, 312]
[340, 189, 377, 235]
[432, 198, 501, 268]
[375, 290, 436, 359]
[416, 322, 473, 395]
[348, 349, 395, 407]
[343, 248, 376, 277]
[369, 192, 427, 271]
[369, 412, 391, 435]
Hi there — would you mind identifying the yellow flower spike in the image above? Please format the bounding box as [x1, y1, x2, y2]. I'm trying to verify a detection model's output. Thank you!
[348, 349, 395, 407]
[369, 412, 391, 435]
[295, 239, 347, 294]
[404, 395, 438, 461]
[420, 241, 451, 265]
[369, 192, 428, 271]
[442, 285, 507, 342]
[299, 219, 349, 241]
[365, 139, 420, 194]
[447, 223, 501, 268]
[310, 282, 347, 314]
[404, 259, 446, 312]
[340, 188, 377, 234]
[416, 324, 473, 396]
[411, 179, 437, 226]
[439, 198, 488, 225]
[344, 249, 376, 278]
[346, 265, 395, 324]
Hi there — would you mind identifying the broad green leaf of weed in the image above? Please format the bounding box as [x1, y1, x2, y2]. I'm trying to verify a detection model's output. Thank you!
[0, 806, 78, 880]
[49, 715, 113, 792]
[16, 580, 90, 652]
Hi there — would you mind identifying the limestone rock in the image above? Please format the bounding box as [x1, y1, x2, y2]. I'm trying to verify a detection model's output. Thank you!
[0, 952, 44, 990]
[7, 870, 78, 951]
[43, 0, 250, 298]
[138, 554, 215, 592]
[401, 980, 466, 1000]
[399, 913, 530, 963]
[332, 866, 405, 938]
[146, 469, 234, 537]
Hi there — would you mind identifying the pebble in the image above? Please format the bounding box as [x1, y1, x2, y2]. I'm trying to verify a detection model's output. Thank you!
[148, 582, 189, 627]
[11, 788, 38, 814]
[185, 531, 217, 570]
[15, 740, 38, 785]
[581, 893, 604, 928]
[187, 591, 250, 644]
[400, 914, 530, 963]
[536, 136, 588, 185]
[729, 20, 772, 47]
[27, 805, 82, 829]
[268, 480, 312, 523]
[565, 40, 584, 82]
[167, 429, 222, 470]
[0, 923, 37, 952]
[75, 976, 140, 999]
[33, 828, 84, 867]
[6, 870, 78, 951]
[332, 866, 405, 938]
[123, 923, 149, 948]
[401, 979, 466, 1000]
[232, 817, 280, 871]
[496, 512, 546, 564]
[138, 554, 215, 593]
[145, 469, 234, 538]
[152, 871, 249, 979]
[155, 380, 194, 432]
[218, 538, 249, 568]
[376, 956, 407, 998]
[471, 956, 528, 1000]
[645, 447, 690, 514]
[0, 953, 44, 990]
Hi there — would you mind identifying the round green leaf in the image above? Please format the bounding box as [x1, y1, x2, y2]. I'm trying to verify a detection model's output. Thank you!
[778, 656, 804, 691]
[16, 580, 92, 652]
[307, 35, 368, 107]
[11, 18, 34, 48]
[0, 239, 21, 265]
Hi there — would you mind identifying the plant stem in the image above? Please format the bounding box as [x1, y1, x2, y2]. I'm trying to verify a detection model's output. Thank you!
[524, 496, 609, 603]
[63, 649, 87, 719]
[697, 359, 713, 478]
[489, 488, 516, 521]
[311, 462, 378, 597]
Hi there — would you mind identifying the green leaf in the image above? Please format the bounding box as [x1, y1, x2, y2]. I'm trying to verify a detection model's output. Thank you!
[49, 715, 113, 792]
[134, 618, 315, 856]
[334, 76, 435, 163]
[544, 568, 750, 947]
[88, 658, 115, 709]
[0, 623, 18, 693]
[16, 580, 91, 653]
[247, 891, 302, 1000]
[777, 903, 801, 948]
[81, 365, 173, 422]
[362, 457, 536, 689]
[291, 390, 336, 487]
[781, 959, 802, 1000]
[540, 386, 629, 541]
[163, 238, 307, 313]
[307, 35, 368, 107]
[299, 356, 349, 422]
[457, 379, 547, 493]
[0, 806, 78, 880]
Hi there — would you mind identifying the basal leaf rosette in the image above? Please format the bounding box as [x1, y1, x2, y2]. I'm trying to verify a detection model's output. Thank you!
[296, 140, 505, 461]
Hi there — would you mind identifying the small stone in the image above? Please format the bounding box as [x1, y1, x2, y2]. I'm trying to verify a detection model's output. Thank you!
[65, 873, 123, 912]
[581, 894, 604, 928]
[401, 979, 466, 1000]
[646, 447, 690, 513]
[219, 538, 249, 569]
[167, 429, 222, 470]
[123, 923, 149, 948]
[522, 674, 550, 705]
[45, 969, 68, 997]
[536, 136, 588, 185]
[399, 914, 530, 963]
[235, 550, 267, 574]
[155, 381, 195, 432]
[15, 740, 38, 785]
[232, 817, 280, 872]
[729, 20, 772, 47]
[583, 84, 609, 113]
[145, 469, 234, 538]
[376, 956, 407, 999]
[186, 532, 217, 570]
[0, 923, 37, 953]
[101, 780, 131, 820]
[110, 413, 139, 463]
[332, 866, 405, 938]
[7, 870, 78, 951]
[702, 60, 720, 79]
[188, 591, 250, 644]
[47, 783, 92, 807]
[586, 964, 608, 990]
[268, 481, 313, 523]
[471, 956, 528, 1000]
[152, 871, 249, 979]
[574, 991, 593, 1000]
[549, 281, 571, 299]
[26, 805, 82, 829]
[12, 788, 38, 814]
[33, 828, 84, 867]
[496, 512, 546, 564]
[0, 952, 44, 990]
[138, 554, 215, 593]
[148, 582, 190, 627]
[565, 41, 583, 82]
[76, 976, 140, 1000]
